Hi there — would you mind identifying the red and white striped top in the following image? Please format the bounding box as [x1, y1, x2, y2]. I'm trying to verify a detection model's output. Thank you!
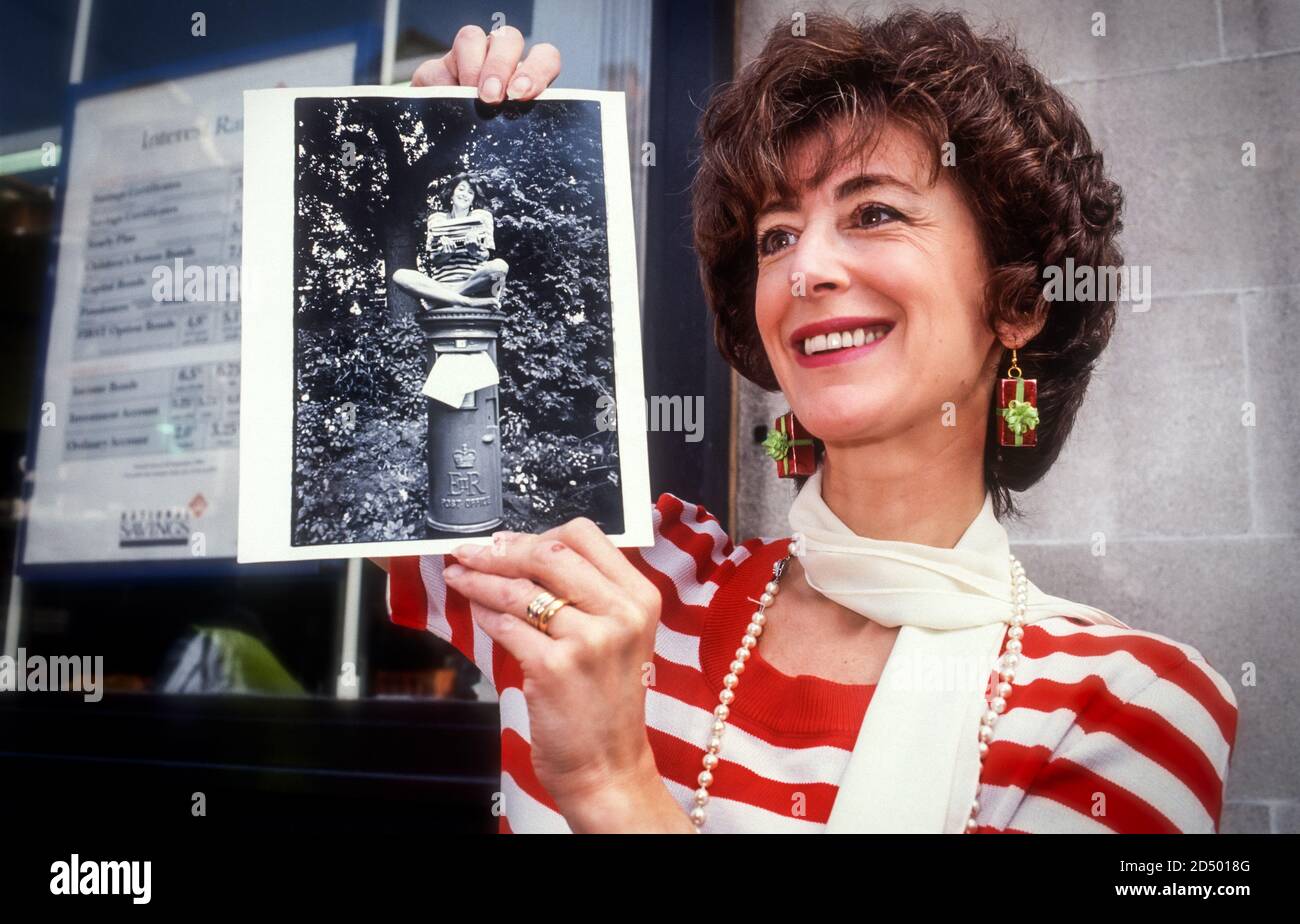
[387, 493, 1239, 833]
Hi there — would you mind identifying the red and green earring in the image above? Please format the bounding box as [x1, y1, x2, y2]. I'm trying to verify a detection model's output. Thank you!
[762, 411, 818, 478]
[996, 348, 1039, 447]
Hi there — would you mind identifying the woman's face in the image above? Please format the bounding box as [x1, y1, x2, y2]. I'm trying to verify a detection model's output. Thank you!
[452, 180, 474, 208]
[753, 119, 1001, 450]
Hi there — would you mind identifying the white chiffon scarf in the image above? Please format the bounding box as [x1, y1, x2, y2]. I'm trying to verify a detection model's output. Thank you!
[785, 466, 1128, 832]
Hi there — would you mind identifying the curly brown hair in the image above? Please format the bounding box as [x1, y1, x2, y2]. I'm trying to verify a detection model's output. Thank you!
[692, 7, 1125, 518]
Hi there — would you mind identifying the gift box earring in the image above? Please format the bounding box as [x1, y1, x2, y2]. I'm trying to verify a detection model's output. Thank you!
[996, 348, 1040, 447]
[762, 411, 818, 478]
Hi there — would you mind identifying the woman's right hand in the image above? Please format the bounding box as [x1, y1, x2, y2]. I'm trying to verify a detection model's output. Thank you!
[441, 521, 693, 832]
[412, 24, 561, 103]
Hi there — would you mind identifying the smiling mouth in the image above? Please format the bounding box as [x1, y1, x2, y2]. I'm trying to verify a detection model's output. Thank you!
[797, 323, 894, 356]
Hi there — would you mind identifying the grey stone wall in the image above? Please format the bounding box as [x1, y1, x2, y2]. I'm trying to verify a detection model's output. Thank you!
[732, 0, 1300, 833]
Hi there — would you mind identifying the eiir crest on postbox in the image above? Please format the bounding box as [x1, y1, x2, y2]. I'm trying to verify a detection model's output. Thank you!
[237, 86, 653, 562]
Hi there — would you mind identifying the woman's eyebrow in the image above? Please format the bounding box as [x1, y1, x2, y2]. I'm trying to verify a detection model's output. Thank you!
[757, 173, 921, 220]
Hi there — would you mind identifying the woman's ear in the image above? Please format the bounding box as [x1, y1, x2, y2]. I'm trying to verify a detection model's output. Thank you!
[994, 305, 1048, 350]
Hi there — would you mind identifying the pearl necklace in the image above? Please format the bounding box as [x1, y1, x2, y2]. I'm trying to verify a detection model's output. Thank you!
[689, 541, 1029, 833]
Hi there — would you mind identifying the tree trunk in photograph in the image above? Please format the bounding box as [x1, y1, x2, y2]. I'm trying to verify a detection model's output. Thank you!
[383, 220, 419, 319]
[368, 108, 429, 321]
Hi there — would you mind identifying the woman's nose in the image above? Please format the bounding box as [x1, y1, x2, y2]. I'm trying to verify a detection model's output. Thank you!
[788, 223, 851, 297]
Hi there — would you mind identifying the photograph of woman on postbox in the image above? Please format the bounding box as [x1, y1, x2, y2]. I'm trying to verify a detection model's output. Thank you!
[376, 11, 1238, 834]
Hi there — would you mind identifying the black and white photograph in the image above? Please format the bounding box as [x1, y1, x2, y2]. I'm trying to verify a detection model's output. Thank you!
[237, 86, 651, 562]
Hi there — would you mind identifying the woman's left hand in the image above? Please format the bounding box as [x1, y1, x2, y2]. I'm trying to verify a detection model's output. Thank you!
[443, 517, 685, 831]
[411, 24, 560, 103]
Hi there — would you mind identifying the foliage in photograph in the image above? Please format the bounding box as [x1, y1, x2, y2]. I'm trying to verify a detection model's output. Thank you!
[292, 96, 623, 545]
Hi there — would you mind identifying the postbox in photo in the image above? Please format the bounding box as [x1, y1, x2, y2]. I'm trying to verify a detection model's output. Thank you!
[416, 306, 507, 535]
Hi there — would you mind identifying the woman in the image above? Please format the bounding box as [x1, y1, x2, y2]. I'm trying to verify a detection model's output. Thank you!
[380, 15, 1238, 833]
[392, 171, 509, 308]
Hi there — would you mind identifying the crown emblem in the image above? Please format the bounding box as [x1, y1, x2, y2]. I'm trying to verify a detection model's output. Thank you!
[452, 443, 476, 468]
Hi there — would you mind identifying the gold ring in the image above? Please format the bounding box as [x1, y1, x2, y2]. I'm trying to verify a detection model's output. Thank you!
[526, 591, 556, 630]
[525, 590, 570, 636]
[536, 595, 570, 635]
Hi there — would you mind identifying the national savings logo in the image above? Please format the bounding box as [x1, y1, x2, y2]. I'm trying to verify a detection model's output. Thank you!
[118, 506, 193, 547]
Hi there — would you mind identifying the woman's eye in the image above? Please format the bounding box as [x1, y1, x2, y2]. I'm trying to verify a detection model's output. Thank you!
[855, 204, 900, 228]
[756, 228, 796, 256]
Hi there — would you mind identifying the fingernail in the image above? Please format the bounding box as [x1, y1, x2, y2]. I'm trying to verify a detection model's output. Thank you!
[481, 75, 502, 102]
[506, 75, 531, 99]
[453, 543, 483, 560]
[444, 563, 466, 579]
